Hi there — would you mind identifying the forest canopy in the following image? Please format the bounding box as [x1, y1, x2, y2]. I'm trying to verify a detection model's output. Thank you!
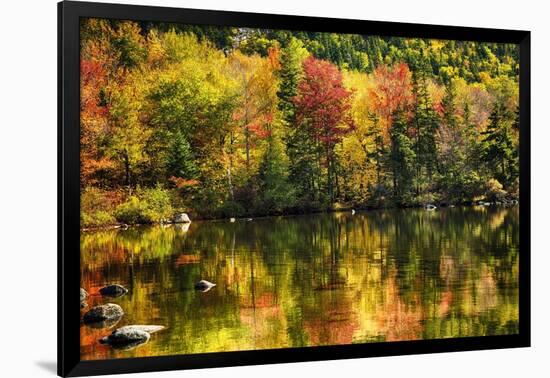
[80, 18, 519, 227]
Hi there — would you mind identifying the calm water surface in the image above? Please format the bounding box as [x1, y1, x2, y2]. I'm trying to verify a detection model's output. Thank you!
[80, 206, 519, 360]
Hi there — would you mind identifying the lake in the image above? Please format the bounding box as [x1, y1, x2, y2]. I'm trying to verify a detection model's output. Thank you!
[80, 206, 519, 360]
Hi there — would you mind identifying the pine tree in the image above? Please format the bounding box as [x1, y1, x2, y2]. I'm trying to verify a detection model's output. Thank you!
[481, 103, 517, 187]
[277, 38, 317, 201]
[390, 110, 416, 201]
[277, 38, 308, 124]
[411, 59, 439, 194]
[441, 80, 459, 129]
[258, 135, 295, 213]
[366, 112, 387, 187]
[166, 131, 197, 179]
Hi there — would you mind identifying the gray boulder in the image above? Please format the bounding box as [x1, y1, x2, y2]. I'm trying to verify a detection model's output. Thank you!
[173, 213, 191, 223]
[83, 303, 124, 324]
[122, 325, 165, 333]
[100, 325, 165, 349]
[99, 284, 128, 297]
[174, 222, 190, 232]
[195, 280, 216, 292]
[80, 288, 88, 302]
[101, 328, 150, 348]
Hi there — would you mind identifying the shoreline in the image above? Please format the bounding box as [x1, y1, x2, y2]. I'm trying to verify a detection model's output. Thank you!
[81, 199, 518, 232]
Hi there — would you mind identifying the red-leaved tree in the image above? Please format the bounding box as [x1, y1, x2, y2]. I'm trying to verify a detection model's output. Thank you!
[369, 63, 413, 139]
[293, 56, 355, 200]
[80, 59, 113, 187]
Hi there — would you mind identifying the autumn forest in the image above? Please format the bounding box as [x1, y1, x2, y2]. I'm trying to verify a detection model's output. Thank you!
[80, 18, 520, 226]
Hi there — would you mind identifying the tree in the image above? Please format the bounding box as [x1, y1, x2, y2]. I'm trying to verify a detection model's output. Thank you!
[293, 56, 355, 202]
[166, 130, 197, 179]
[230, 48, 279, 174]
[277, 38, 309, 124]
[276, 38, 314, 202]
[436, 80, 477, 202]
[389, 110, 416, 202]
[107, 76, 151, 190]
[80, 59, 113, 187]
[258, 135, 295, 213]
[481, 103, 517, 187]
[411, 59, 439, 194]
[369, 63, 414, 202]
[366, 112, 387, 188]
[369, 63, 414, 131]
[147, 31, 237, 204]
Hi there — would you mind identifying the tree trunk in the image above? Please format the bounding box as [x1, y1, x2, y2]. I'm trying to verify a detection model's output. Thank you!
[245, 126, 250, 170]
[124, 151, 131, 193]
[326, 144, 332, 202]
[226, 132, 235, 200]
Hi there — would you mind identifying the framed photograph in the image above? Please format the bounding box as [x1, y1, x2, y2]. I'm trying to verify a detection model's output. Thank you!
[58, 1, 530, 376]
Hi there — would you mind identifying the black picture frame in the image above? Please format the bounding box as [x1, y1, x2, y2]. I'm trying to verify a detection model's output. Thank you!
[58, 1, 531, 376]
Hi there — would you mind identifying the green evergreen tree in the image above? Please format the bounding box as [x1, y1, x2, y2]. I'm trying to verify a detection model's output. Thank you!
[277, 38, 308, 122]
[390, 110, 416, 202]
[411, 59, 439, 194]
[166, 131, 197, 179]
[366, 112, 387, 187]
[277, 38, 319, 202]
[481, 103, 518, 187]
[441, 79, 459, 129]
[258, 136, 295, 213]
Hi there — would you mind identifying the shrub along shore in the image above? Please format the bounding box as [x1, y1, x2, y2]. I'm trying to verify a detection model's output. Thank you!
[81, 181, 518, 230]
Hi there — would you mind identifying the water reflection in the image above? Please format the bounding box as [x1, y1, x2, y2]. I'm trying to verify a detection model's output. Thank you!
[80, 206, 519, 360]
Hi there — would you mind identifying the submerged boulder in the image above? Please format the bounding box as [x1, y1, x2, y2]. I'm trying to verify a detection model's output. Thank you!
[100, 325, 165, 349]
[99, 284, 128, 297]
[195, 280, 216, 292]
[173, 213, 191, 223]
[83, 303, 124, 324]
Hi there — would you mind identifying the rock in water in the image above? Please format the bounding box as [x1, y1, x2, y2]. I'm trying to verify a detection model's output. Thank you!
[80, 288, 88, 302]
[83, 304, 124, 324]
[100, 325, 165, 349]
[173, 213, 191, 223]
[100, 328, 150, 347]
[120, 325, 165, 334]
[175, 222, 190, 233]
[195, 280, 216, 292]
[99, 284, 128, 297]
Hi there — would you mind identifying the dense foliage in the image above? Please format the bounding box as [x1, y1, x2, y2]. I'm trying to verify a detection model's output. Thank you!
[80, 19, 519, 226]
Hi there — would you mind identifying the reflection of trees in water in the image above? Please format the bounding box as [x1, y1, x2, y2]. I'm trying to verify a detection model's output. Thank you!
[80, 206, 519, 359]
